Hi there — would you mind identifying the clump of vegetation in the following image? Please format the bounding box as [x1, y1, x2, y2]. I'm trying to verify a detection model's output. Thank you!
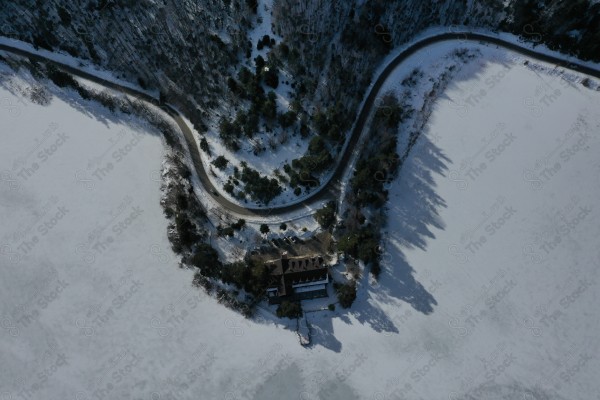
[186, 243, 222, 278]
[172, 214, 202, 251]
[294, 135, 332, 172]
[239, 165, 282, 205]
[216, 219, 246, 238]
[47, 65, 79, 89]
[232, 219, 246, 230]
[337, 225, 380, 274]
[283, 111, 340, 191]
[350, 94, 402, 208]
[278, 110, 297, 128]
[200, 137, 210, 154]
[312, 103, 348, 143]
[256, 34, 276, 50]
[336, 92, 404, 280]
[263, 67, 279, 89]
[315, 201, 337, 229]
[216, 224, 235, 237]
[188, 248, 273, 309]
[260, 224, 270, 235]
[221, 54, 291, 151]
[507, 0, 600, 63]
[212, 155, 229, 170]
[220, 260, 272, 298]
[276, 300, 303, 319]
[218, 117, 241, 151]
[335, 282, 357, 309]
[29, 85, 52, 105]
[220, 162, 281, 204]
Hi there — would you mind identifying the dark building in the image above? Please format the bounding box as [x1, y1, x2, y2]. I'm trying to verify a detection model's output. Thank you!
[265, 252, 329, 304]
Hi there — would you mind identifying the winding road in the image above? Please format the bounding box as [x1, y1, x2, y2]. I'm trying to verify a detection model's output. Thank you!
[1, 32, 599, 218]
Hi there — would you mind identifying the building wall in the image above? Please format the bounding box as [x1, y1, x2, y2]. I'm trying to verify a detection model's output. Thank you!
[294, 288, 328, 301]
[268, 287, 328, 304]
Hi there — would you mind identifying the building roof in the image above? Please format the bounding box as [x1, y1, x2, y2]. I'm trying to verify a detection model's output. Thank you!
[266, 253, 327, 298]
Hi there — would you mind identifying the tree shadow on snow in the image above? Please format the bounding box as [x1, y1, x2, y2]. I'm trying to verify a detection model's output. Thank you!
[375, 128, 450, 311]
[366, 46, 532, 325]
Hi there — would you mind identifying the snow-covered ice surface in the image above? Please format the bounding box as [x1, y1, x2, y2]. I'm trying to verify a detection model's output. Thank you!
[371, 42, 600, 399]
[1, 39, 600, 400]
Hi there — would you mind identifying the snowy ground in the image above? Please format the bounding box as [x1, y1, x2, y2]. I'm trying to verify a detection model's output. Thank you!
[1, 39, 600, 400]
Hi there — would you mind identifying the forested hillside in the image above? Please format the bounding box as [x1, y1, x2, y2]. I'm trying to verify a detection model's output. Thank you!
[1, 0, 597, 147]
[0, 0, 253, 132]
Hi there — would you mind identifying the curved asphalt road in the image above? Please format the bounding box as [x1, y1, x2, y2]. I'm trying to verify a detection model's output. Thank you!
[1, 33, 599, 217]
